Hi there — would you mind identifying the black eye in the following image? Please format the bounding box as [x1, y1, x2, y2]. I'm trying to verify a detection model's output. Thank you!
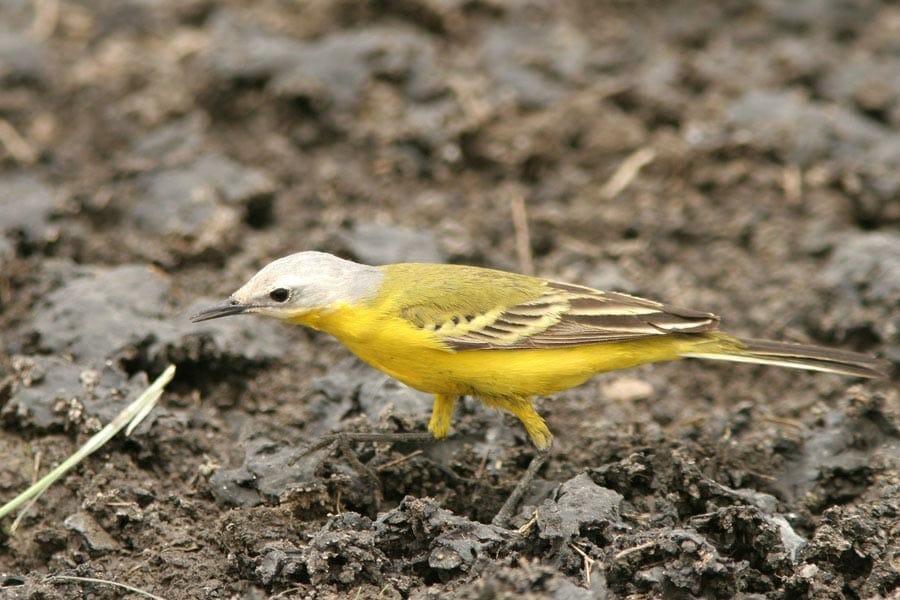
[269, 288, 290, 302]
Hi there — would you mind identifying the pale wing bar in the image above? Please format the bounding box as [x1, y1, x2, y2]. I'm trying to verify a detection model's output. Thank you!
[444, 281, 720, 350]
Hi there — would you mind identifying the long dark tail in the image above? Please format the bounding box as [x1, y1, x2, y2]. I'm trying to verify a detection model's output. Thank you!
[680, 335, 887, 379]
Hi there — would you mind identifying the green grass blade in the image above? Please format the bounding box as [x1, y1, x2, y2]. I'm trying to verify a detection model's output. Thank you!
[0, 365, 176, 524]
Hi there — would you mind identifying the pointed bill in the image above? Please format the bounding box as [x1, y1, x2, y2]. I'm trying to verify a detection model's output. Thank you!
[191, 299, 252, 322]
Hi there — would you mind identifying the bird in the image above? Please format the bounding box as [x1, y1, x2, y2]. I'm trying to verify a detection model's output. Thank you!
[191, 251, 886, 452]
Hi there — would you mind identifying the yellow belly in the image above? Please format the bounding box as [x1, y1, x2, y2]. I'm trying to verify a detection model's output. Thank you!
[297, 305, 690, 398]
[358, 342, 681, 396]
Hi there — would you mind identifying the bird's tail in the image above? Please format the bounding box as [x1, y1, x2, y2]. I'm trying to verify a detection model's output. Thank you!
[680, 334, 887, 379]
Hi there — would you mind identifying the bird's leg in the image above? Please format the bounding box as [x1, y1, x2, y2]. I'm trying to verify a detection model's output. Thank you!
[336, 434, 383, 509]
[295, 395, 456, 493]
[427, 394, 457, 439]
[489, 395, 553, 451]
[489, 395, 554, 528]
[296, 431, 436, 460]
[314, 432, 436, 445]
[492, 444, 551, 528]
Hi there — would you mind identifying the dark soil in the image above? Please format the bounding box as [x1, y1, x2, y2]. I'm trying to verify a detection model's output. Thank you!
[1, 1, 898, 598]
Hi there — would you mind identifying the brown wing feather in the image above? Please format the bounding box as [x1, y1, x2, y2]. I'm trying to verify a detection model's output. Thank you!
[443, 281, 720, 350]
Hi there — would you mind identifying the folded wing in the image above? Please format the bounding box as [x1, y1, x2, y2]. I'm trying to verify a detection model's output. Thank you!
[433, 281, 720, 351]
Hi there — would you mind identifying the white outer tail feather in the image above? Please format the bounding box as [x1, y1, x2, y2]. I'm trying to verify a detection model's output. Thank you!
[679, 352, 869, 377]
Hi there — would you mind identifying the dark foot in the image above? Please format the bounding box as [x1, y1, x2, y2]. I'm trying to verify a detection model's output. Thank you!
[321, 432, 436, 446]
[296, 431, 436, 460]
[491, 446, 551, 529]
[295, 431, 437, 510]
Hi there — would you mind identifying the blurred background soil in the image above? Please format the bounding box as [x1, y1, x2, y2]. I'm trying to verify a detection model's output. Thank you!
[0, 1, 898, 598]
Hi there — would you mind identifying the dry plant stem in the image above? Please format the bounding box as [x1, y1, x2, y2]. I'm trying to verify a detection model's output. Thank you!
[47, 575, 165, 600]
[0, 119, 38, 164]
[492, 445, 551, 529]
[376, 450, 424, 471]
[31, 0, 60, 40]
[570, 542, 599, 589]
[510, 194, 534, 275]
[600, 147, 656, 199]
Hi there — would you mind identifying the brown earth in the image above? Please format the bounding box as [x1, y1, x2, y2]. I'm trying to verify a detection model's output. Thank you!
[1, 1, 898, 598]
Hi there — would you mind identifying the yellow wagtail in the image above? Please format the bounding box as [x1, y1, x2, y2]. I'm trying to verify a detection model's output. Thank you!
[192, 251, 886, 451]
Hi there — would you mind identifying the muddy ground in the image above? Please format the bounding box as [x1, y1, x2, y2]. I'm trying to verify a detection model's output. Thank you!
[1, 1, 899, 598]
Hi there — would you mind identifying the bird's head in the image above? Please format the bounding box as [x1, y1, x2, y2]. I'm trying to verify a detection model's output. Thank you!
[191, 251, 381, 323]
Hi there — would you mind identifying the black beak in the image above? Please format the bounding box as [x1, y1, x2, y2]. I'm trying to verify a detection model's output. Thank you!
[191, 298, 252, 322]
